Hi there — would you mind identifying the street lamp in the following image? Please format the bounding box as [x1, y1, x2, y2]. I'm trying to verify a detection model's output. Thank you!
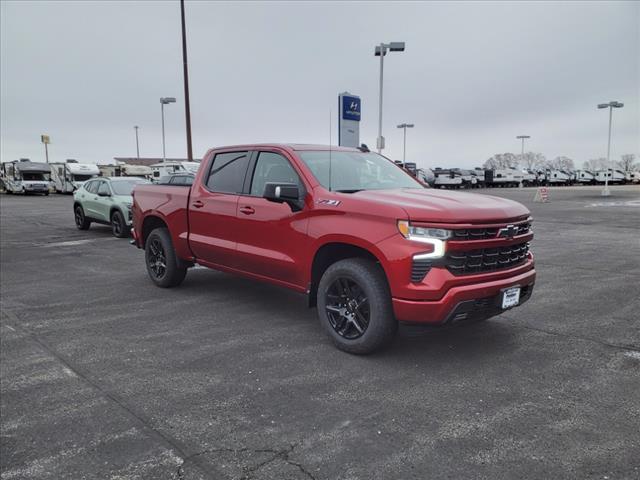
[597, 101, 624, 196]
[374, 41, 405, 153]
[397, 123, 414, 163]
[516, 135, 530, 162]
[160, 97, 176, 162]
[134, 126, 140, 161]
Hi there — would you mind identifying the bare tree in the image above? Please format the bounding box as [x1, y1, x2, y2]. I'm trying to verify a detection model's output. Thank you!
[520, 152, 546, 170]
[583, 158, 607, 171]
[483, 153, 519, 170]
[617, 154, 637, 172]
[549, 156, 575, 171]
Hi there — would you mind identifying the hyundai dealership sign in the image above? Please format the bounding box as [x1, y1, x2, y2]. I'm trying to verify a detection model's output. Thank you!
[338, 92, 361, 148]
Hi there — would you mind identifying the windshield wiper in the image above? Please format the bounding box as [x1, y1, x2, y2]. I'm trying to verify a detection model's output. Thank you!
[334, 189, 363, 193]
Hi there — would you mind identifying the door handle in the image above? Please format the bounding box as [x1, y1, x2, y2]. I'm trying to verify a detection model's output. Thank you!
[239, 206, 255, 215]
[192, 200, 204, 208]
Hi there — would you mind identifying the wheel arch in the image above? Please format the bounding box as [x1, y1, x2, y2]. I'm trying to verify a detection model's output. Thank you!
[308, 241, 389, 307]
[141, 215, 169, 247]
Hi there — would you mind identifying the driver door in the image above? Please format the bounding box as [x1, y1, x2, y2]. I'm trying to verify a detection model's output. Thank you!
[234, 150, 309, 289]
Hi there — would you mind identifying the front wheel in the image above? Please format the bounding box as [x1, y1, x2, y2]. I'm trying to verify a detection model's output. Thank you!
[145, 227, 187, 288]
[317, 258, 397, 354]
[111, 210, 128, 238]
[74, 205, 91, 230]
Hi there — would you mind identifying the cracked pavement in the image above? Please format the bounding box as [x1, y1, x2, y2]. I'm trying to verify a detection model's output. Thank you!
[1, 186, 639, 479]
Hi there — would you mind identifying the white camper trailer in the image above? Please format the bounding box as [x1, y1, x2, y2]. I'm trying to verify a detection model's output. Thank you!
[487, 168, 524, 187]
[98, 162, 152, 179]
[0, 160, 52, 195]
[416, 168, 435, 187]
[595, 169, 626, 184]
[433, 168, 463, 188]
[522, 170, 538, 186]
[575, 170, 596, 184]
[50, 160, 100, 193]
[547, 170, 572, 186]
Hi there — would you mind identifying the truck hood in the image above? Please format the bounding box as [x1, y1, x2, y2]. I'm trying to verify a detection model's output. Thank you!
[351, 188, 530, 224]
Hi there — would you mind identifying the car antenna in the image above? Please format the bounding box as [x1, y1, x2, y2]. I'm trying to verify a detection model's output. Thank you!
[329, 109, 332, 191]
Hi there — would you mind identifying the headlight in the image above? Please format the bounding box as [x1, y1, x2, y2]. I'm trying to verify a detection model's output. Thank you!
[397, 220, 450, 258]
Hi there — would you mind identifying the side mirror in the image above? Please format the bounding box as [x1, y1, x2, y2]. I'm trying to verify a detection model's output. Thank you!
[263, 183, 302, 211]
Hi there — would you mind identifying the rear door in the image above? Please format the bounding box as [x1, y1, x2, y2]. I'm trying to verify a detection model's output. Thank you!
[234, 150, 310, 288]
[94, 181, 113, 221]
[188, 151, 250, 267]
[80, 180, 98, 217]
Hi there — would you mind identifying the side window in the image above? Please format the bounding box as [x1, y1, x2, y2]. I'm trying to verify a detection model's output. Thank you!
[98, 182, 110, 196]
[171, 176, 185, 185]
[84, 181, 95, 193]
[206, 151, 249, 193]
[184, 176, 194, 186]
[87, 181, 99, 194]
[250, 152, 300, 197]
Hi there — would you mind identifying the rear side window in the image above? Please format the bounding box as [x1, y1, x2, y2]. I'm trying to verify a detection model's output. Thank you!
[98, 182, 110, 196]
[250, 152, 300, 196]
[170, 176, 185, 185]
[206, 151, 249, 193]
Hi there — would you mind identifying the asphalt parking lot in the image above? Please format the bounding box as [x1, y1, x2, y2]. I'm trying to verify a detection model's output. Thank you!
[1, 185, 639, 480]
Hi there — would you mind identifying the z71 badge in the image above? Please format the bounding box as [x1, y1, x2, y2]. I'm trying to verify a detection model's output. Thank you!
[317, 199, 341, 206]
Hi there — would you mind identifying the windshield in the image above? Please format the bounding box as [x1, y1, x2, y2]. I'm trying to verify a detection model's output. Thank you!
[298, 151, 424, 192]
[111, 178, 149, 195]
[72, 174, 95, 182]
[22, 172, 50, 181]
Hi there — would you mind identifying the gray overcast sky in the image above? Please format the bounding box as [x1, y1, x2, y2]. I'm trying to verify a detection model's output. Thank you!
[1, 0, 638, 169]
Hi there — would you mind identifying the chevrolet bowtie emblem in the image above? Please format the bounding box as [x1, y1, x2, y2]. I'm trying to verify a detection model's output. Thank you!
[498, 225, 518, 238]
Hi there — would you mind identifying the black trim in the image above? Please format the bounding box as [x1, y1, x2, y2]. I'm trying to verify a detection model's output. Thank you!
[442, 283, 534, 324]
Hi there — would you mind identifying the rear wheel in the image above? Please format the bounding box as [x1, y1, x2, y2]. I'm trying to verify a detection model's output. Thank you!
[145, 227, 187, 288]
[111, 210, 128, 238]
[317, 258, 397, 354]
[74, 205, 91, 230]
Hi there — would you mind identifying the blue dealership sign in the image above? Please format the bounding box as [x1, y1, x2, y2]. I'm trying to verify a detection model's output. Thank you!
[342, 95, 361, 122]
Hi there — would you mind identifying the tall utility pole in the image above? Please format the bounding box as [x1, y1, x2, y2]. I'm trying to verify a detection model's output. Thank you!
[374, 42, 405, 153]
[597, 101, 624, 197]
[397, 123, 414, 163]
[134, 126, 140, 161]
[180, 0, 193, 161]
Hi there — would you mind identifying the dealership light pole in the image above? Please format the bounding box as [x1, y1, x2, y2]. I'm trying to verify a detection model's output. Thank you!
[397, 123, 414, 163]
[134, 125, 140, 161]
[516, 135, 530, 162]
[160, 97, 176, 162]
[597, 101, 624, 196]
[374, 42, 405, 153]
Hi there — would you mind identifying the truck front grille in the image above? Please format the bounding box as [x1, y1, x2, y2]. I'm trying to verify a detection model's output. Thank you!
[446, 242, 529, 275]
[451, 222, 530, 240]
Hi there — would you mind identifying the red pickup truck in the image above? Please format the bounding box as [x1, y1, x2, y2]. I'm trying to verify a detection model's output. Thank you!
[131, 144, 535, 354]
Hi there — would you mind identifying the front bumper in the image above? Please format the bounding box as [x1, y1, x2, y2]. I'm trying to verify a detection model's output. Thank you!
[392, 267, 536, 324]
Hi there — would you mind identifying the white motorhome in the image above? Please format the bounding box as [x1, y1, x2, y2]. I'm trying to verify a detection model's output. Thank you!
[575, 170, 596, 184]
[1, 160, 52, 195]
[433, 168, 463, 189]
[547, 170, 572, 186]
[522, 170, 538, 186]
[626, 171, 640, 184]
[50, 160, 100, 193]
[150, 161, 200, 181]
[473, 168, 486, 187]
[416, 168, 435, 187]
[451, 169, 478, 189]
[595, 169, 626, 184]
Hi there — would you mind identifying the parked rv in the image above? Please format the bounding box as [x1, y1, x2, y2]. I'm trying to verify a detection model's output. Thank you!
[522, 170, 538, 186]
[575, 170, 596, 184]
[98, 163, 153, 179]
[150, 161, 200, 182]
[547, 170, 572, 186]
[1, 160, 52, 195]
[51, 160, 100, 193]
[486, 168, 524, 188]
[433, 168, 463, 189]
[451, 168, 478, 189]
[403, 162, 418, 177]
[416, 168, 435, 187]
[595, 169, 626, 184]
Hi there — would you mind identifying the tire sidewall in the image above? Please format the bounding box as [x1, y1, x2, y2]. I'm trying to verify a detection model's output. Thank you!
[144, 228, 186, 288]
[317, 259, 396, 354]
[111, 210, 127, 238]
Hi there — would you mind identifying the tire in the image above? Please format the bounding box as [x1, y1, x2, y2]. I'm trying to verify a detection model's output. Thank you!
[74, 205, 91, 230]
[111, 210, 128, 238]
[145, 227, 187, 288]
[44, 191, 49, 196]
[317, 258, 397, 354]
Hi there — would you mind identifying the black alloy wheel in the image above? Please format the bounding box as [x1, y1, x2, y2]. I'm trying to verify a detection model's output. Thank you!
[147, 237, 167, 279]
[325, 276, 370, 340]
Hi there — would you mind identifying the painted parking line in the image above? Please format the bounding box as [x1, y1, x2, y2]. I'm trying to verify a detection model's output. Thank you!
[585, 199, 640, 208]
